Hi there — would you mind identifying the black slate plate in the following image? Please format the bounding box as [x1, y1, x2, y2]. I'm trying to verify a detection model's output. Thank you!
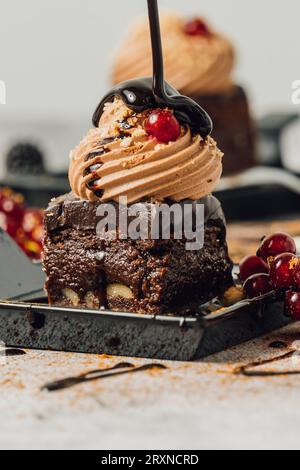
[0, 228, 291, 361]
[0, 292, 290, 361]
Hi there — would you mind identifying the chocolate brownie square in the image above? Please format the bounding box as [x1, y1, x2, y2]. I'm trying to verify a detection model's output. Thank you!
[43, 193, 233, 315]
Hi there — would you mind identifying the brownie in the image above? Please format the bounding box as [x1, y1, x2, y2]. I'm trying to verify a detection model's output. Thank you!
[43, 193, 233, 315]
[193, 86, 257, 176]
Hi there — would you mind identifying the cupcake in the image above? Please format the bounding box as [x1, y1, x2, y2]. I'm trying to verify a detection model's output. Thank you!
[112, 13, 256, 176]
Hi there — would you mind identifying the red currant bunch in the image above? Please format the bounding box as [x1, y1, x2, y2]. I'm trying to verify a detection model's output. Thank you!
[240, 232, 300, 319]
[0, 187, 25, 237]
[0, 187, 43, 260]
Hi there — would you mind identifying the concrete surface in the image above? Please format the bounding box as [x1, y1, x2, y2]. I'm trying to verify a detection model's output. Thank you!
[1, 323, 300, 450]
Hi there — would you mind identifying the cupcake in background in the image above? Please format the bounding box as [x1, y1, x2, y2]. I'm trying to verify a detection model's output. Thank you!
[112, 13, 256, 176]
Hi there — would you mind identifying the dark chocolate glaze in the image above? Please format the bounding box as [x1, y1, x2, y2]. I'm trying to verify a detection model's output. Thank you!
[92, 0, 212, 138]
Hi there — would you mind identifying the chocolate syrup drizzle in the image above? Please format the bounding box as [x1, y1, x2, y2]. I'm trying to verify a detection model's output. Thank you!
[92, 0, 212, 138]
[234, 351, 299, 377]
[42, 362, 167, 392]
[0, 348, 26, 357]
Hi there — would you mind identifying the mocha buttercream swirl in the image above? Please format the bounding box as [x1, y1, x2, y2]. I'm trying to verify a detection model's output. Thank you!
[112, 14, 235, 96]
[69, 99, 223, 204]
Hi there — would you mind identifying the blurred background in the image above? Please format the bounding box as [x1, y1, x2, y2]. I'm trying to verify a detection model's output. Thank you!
[0, 0, 299, 170]
[0, 0, 299, 115]
[0, 0, 299, 260]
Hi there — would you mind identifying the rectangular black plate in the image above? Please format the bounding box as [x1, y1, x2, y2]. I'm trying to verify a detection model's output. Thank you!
[0, 293, 290, 361]
[0, 229, 292, 362]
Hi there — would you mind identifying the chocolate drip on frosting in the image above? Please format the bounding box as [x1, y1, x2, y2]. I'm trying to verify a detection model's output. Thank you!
[93, 0, 212, 138]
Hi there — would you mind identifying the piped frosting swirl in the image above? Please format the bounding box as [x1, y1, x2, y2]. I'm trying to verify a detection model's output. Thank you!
[69, 99, 223, 204]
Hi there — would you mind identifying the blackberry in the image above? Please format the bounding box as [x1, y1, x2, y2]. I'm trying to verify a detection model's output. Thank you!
[6, 143, 45, 176]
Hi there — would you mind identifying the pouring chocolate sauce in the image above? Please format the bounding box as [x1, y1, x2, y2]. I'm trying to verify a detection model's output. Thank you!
[93, 0, 213, 138]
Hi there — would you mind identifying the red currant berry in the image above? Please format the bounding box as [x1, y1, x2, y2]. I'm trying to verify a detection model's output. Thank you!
[294, 261, 300, 289]
[239, 255, 269, 282]
[269, 253, 298, 289]
[17, 238, 42, 260]
[257, 232, 296, 262]
[243, 274, 273, 299]
[22, 208, 43, 241]
[0, 211, 19, 237]
[145, 110, 181, 144]
[285, 291, 300, 321]
[184, 19, 210, 36]
[0, 195, 24, 223]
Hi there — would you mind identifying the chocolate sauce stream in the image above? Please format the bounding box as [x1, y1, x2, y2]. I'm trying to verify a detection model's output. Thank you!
[92, 0, 212, 138]
[148, 0, 164, 97]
